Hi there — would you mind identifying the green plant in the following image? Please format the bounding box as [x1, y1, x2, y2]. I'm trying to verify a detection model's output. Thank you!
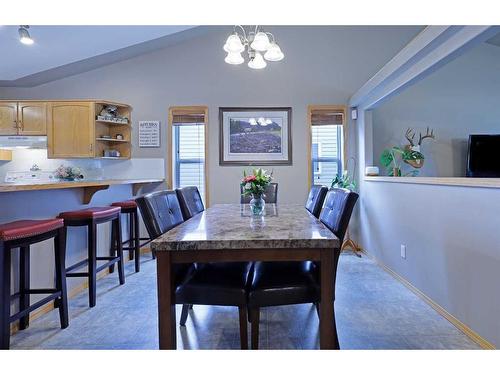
[331, 171, 357, 191]
[380, 147, 421, 176]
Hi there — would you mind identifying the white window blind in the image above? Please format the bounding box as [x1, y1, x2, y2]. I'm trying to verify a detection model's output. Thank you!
[311, 111, 344, 186]
[172, 122, 205, 204]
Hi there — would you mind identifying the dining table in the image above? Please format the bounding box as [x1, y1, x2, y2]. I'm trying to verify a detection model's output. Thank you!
[151, 203, 340, 349]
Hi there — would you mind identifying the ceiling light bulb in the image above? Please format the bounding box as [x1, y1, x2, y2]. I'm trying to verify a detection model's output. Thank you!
[225, 51, 244, 65]
[248, 52, 267, 70]
[249, 118, 257, 125]
[250, 32, 270, 52]
[18, 26, 34, 45]
[264, 42, 284, 62]
[223, 33, 244, 53]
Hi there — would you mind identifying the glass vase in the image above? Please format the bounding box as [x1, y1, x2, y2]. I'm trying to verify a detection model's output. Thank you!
[249, 194, 265, 215]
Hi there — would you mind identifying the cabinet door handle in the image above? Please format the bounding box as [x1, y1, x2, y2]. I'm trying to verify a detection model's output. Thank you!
[13, 120, 18, 129]
[18, 121, 23, 130]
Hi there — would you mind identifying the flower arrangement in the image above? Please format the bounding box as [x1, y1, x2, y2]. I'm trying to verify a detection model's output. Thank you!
[240, 168, 273, 197]
[55, 165, 84, 181]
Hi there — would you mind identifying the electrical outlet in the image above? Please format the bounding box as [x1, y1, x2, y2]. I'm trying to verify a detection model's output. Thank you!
[400, 245, 407, 259]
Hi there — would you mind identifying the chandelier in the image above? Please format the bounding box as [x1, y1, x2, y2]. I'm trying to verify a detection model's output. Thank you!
[223, 25, 284, 70]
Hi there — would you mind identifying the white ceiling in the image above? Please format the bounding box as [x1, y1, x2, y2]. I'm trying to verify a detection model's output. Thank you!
[0, 25, 195, 81]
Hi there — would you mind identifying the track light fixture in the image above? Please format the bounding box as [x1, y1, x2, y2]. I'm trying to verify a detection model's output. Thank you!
[18, 25, 34, 45]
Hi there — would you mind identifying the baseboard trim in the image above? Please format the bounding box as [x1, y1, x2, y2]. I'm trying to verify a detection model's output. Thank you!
[10, 247, 153, 336]
[360, 249, 496, 350]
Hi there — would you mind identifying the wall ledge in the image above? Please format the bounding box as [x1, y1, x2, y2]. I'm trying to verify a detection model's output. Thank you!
[364, 176, 500, 189]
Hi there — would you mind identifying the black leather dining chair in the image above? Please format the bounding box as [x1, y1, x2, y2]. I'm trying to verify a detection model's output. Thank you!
[240, 183, 278, 204]
[305, 185, 328, 218]
[247, 188, 359, 349]
[148, 187, 251, 349]
[176, 186, 205, 220]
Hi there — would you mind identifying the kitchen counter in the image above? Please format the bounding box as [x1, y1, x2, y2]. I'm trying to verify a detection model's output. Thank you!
[0, 178, 164, 203]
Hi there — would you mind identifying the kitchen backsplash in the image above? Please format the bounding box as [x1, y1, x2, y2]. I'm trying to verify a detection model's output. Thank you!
[0, 149, 165, 181]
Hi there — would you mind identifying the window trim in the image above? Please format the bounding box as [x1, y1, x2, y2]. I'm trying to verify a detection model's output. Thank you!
[307, 105, 348, 190]
[167, 106, 209, 206]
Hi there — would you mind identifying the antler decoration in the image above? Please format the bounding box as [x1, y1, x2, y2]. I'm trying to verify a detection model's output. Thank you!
[418, 127, 435, 145]
[405, 128, 416, 147]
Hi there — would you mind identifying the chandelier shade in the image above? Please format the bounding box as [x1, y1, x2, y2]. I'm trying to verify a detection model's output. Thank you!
[225, 51, 244, 65]
[264, 42, 284, 62]
[250, 32, 271, 52]
[223, 34, 244, 53]
[248, 52, 267, 69]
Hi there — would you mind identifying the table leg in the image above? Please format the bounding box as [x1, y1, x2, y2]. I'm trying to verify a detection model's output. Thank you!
[156, 252, 176, 349]
[319, 247, 338, 349]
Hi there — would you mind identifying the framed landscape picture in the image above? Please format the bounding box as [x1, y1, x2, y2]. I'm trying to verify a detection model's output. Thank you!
[219, 107, 292, 165]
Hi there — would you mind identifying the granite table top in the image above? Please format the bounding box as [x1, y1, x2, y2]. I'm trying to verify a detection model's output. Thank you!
[151, 204, 339, 251]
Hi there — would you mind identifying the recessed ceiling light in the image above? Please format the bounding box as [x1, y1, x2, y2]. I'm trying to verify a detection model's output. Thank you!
[18, 25, 34, 45]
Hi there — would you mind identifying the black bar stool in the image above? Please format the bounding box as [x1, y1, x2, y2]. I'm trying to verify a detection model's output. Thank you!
[58, 207, 125, 308]
[0, 218, 69, 350]
[111, 200, 150, 272]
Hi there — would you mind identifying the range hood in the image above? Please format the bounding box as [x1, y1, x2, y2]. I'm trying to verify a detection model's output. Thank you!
[0, 136, 48, 149]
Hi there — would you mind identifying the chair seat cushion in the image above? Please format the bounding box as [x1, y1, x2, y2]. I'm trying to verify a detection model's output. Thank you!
[0, 219, 64, 241]
[111, 200, 137, 209]
[248, 261, 319, 308]
[59, 206, 121, 221]
[175, 262, 252, 306]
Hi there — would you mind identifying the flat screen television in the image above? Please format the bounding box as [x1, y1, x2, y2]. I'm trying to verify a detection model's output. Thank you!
[466, 134, 500, 177]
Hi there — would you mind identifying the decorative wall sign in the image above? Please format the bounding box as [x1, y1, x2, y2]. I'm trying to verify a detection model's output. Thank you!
[219, 107, 292, 165]
[139, 121, 160, 148]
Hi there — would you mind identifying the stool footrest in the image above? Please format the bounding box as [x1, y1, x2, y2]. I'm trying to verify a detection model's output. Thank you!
[66, 272, 89, 278]
[66, 259, 88, 273]
[27, 288, 59, 295]
[9, 292, 62, 323]
[96, 259, 120, 273]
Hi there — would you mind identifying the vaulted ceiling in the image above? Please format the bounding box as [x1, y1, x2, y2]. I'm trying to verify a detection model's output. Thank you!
[0, 25, 198, 87]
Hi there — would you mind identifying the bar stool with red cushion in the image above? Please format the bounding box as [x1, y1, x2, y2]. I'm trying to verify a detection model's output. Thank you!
[1, 218, 68, 350]
[111, 200, 150, 273]
[58, 207, 125, 308]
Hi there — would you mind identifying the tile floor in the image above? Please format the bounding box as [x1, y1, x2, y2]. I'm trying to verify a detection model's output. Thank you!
[10, 252, 481, 349]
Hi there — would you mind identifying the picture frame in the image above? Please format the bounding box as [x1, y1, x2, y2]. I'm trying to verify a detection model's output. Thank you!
[219, 107, 292, 166]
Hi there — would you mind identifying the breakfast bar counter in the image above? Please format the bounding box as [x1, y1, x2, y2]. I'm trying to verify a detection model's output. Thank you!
[0, 178, 164, 203]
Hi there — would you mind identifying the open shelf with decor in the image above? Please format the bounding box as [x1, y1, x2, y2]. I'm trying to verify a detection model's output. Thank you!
[94, 101, 132, 159]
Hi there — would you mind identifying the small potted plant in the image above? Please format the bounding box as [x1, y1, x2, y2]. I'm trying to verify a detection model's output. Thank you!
[380, 147, 404, 176]
[55, 165, 84, 181]
[240, 168, 273, 215]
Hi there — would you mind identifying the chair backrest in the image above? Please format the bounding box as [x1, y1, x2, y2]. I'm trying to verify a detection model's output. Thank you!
[176, 186, 205, 221]
[305, 185, 328, 218]
[319, 188, 359, 244]
[240, 183, 278, 204]
[135, 190, 184, 239]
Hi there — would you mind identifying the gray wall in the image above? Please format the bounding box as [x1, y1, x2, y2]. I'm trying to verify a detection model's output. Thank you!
[358, 41, 500, 347]
[0, 25, 422, 204]
[372, 42, 500, 177]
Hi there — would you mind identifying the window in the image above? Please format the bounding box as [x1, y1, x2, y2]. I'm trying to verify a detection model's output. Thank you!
[308, 106, 346, 187]
[168, 107, 208, 205]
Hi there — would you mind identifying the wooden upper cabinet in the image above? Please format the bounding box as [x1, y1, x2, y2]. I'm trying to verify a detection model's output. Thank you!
[47, 102, 95, 158]
[0, 102, 19, 135]
[18, 102, 47, 135]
